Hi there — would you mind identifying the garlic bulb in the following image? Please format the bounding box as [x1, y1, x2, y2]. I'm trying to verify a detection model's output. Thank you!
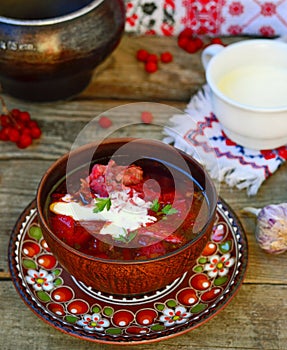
[244, 203, 287, 254]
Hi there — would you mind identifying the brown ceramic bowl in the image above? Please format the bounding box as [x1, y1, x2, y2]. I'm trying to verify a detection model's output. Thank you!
[0, 0, 125, 101]
[36, 138, 217, 295]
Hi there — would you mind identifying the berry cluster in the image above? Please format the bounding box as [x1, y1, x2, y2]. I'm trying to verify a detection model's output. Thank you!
[136, 49, 173, 73]
[136, 32, 225, 74]
[178, 28, 225, 54]
[0, 96, 41, 148]
[178, 28, 204, 53]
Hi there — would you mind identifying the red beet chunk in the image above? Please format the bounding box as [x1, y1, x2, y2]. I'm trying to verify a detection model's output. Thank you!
[50, 214, 75, 246]
[137, 241, 166, 259]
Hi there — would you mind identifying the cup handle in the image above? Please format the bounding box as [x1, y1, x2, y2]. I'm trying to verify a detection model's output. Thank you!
[201, 44, 225, 70]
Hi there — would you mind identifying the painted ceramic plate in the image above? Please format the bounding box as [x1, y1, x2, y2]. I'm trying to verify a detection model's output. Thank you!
[8, 198, 248, 344]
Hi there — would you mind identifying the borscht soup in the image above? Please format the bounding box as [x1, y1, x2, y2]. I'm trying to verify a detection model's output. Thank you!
[45, 157, 209, 261]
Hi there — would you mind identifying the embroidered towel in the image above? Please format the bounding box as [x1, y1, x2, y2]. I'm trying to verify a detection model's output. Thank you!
[163, 85, 287, 196]
[125, 0, 287, 37]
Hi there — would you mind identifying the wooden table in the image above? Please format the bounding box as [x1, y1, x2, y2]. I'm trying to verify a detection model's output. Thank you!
[1, 35, 287, 350]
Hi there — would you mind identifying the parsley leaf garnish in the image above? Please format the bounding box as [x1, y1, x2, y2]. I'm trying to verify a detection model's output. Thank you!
[115, 230, 137, 243]
[150, 199, 178, 216]
[162, 204, 178, 215]
[150, 199, 160, 212]
[93, 197, 112, 213]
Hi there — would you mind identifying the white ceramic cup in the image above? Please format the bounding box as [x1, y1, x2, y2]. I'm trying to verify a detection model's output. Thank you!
[202, 39, 287, 150]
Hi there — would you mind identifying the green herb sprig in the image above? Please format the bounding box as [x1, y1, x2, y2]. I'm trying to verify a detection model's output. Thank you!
[115, 230, 137, 243]
[150, 199, 178, 216]
[93, 197, 112, 213]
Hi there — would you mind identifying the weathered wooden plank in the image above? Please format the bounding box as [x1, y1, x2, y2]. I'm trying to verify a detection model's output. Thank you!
[82, 35, 206, 102]
[0, 97, 186, 159]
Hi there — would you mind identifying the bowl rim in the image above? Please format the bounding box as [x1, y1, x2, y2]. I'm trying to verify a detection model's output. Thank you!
[0, 0, 106, 26]
[206, 39, 287, 113]
[36, 137, 218, 265]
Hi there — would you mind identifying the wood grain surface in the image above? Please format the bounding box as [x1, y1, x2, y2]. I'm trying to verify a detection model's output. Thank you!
[1, 35, 286, 350]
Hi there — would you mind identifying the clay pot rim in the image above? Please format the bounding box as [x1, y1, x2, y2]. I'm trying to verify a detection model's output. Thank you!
[0, 0, 105, 26]
[36, 137, 218, 266]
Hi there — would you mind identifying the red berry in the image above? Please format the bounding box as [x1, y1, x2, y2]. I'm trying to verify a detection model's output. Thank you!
[31, 127, 42, 139]
[16, 120, 25, 129]
[22, 127, 32, 136]
[0, 96, 41, 149]
[17, 134, 33, 149]
[5, 126, 13, 137]
[145, 61, 158, 73]
[160, 51, 173, 63]
[19, 111, 31, 122]
[178, 28, 194, 40]
[194, 37, 204, 50]
[27, 120, 39, 129]
[0, 128, 9, 141]
[147, 53, 158, 63]
[210, 37, 225, 46]
[178, 36, 189, 50]
[11, 108, 20, 119]
[98, 116, 112, 129]
[8, 128, 20, 142]
[141, 111, 153, 124]
[136, 49, 149, 62]
[185, 40, 199, 53]
[177, 26, 204, 54]
[0, 114, 10, 127]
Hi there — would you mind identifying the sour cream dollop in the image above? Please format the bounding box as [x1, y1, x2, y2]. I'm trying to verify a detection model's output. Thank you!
[50, 190, 157, 239]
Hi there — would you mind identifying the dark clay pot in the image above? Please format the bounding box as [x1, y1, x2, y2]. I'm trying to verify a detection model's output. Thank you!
[36, 138, 218, 295]
[0, 0, 125, 101]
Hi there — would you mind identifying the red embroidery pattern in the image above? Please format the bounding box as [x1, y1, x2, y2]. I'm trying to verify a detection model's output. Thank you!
[181, 0, 224, 35]
[229, 2, 244, 16]
[261, 2, 277, 16]
[125, 0, 287, 37]
[161, 0, 176, 35]
[125, 0, 177, 35]
[221, 0, 287, 37]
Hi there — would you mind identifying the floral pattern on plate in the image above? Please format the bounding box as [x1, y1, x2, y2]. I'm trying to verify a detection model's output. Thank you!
[8, 198, 248, 344]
